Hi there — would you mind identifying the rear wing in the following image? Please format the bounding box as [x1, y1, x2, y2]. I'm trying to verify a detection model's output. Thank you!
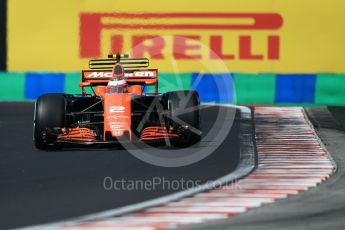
[89, 55, 149, 70]
[80, 54, 158, 93]
[82, 69, 158, 86]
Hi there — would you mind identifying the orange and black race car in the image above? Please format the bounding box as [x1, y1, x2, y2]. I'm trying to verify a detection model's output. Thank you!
[33, 54, 201, 149]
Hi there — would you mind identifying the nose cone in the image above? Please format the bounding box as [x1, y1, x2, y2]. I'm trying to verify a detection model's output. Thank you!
[103, 94, 132, 141]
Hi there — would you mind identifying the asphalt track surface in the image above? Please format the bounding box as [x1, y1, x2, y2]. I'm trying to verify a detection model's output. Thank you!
[181, 107, 345, 230]
[0, 102, 242, 229]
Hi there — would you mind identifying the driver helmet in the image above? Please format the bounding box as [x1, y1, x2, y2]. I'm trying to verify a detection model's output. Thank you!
[107, 78, 127, 93]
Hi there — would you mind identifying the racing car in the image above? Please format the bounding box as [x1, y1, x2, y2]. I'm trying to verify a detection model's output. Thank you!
[34, 54, 201, 149]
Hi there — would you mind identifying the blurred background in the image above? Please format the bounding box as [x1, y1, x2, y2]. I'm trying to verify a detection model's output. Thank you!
[1, 0, 345, 106]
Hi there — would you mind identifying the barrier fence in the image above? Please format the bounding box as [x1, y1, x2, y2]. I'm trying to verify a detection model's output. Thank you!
[1, 72, 345, 105]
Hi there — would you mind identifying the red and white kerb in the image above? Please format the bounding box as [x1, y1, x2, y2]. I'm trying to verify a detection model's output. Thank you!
[61, 107, 335, 230]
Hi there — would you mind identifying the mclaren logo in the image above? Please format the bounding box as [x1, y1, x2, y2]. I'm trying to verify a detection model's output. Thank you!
[84, 71, 156, 78]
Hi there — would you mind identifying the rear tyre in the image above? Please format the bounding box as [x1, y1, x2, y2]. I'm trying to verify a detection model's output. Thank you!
[34, 94, 66, 150]
[164, 90, 201, 147]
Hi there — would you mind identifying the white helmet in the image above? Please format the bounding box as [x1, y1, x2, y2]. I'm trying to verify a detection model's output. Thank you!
[107, 78, 127, 93]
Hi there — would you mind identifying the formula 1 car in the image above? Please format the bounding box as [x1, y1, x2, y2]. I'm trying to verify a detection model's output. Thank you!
[34, 54, 201, 149]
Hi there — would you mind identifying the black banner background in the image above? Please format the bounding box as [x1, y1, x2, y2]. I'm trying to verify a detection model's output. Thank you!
[0, 0, 6, 70]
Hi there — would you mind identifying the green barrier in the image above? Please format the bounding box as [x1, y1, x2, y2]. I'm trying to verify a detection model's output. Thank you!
[2, 71, 345, 106]
[64, 72, 80, 94]
[64, 72, 93, 94]
[233, 73, 276, 105]
[0, 72, 25, 100]
[144, 73, 192, 93]
[315, 74, 345, 105]
[158, 73, 192, 93]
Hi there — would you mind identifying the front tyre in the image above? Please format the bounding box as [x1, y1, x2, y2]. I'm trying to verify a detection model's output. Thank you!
[164, 90, 201, 147]
[34, 94, 66, 150]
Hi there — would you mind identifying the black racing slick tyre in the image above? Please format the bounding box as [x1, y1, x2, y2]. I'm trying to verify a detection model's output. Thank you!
[34, 94, 66, 150]
[165, 90, 201, 147]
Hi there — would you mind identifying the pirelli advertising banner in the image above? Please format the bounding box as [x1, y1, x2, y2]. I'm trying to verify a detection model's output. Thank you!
[8, 0, 345, 73]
